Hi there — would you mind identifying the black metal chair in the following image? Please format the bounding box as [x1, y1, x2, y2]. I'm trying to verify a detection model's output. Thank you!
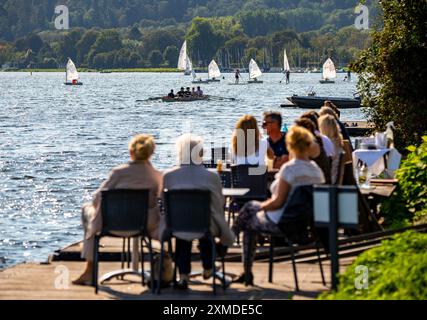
[231, 164, 268, 201]
[157, 189, 226, 295]
[211, 147, 229, 166]
[93, 189, 154, 294]
[229, 164, 268, 225]
[265, 186, 326, 291]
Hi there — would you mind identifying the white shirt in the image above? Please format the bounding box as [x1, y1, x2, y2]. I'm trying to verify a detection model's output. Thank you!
[232, 138, 268, 166]
[266, 158, 325, 224]
[317, 131, 335, 157]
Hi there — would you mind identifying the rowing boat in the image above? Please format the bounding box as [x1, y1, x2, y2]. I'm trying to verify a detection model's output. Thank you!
[161, 95, 210, 102]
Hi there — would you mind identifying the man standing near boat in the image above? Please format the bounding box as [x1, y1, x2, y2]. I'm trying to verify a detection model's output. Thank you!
[286, 70, 290, 84]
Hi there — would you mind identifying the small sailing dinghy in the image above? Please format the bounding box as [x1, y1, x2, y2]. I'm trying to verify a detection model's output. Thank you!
[247, 59, 263, 84]
[191, 70, 210, 84]
[320, 58, 336, 84]
[178, 41, 193, 76]
[281, 49, 291, 84]
[64, 58, 83, 85]
[207, 60, 221, 82]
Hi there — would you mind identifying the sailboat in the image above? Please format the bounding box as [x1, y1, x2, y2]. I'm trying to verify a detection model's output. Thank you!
[247, 59, 263, 84]
[283, 50, 290, 73]
[320, 58, 336, 84]
[191, 69, 210, 84]
[178, 41, 193, 76]
[281, 49, 291, 84]
[207, 60, 221, 82]
[64, 58, 83, 85]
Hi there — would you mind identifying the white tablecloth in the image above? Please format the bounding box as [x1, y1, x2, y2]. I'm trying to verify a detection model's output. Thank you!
[353, 149, 390, 176]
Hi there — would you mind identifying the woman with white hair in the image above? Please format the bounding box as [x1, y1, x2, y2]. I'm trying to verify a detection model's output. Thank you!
[162, 134, 236, 289]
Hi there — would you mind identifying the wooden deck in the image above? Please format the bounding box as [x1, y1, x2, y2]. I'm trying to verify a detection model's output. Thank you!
[0, 236, 356, 300]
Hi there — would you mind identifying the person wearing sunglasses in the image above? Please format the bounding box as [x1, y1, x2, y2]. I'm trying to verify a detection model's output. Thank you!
[262, 111, 289, 169]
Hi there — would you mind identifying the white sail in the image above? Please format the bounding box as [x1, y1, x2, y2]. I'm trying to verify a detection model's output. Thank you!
[66, 58, 79, 83]
[208, 60, 221, 79]
[249, 59, 262, 79]
[322, 58, 336, 80]
[185, 54, 192, 72]
[191, 69, 197, 79]
[178, 41, 189, 70]
[283, 50, 290, 72]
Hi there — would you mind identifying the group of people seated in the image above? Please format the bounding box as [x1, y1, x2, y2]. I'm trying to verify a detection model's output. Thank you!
[73, 100, 351, 289]
[167, 86, 204, 99]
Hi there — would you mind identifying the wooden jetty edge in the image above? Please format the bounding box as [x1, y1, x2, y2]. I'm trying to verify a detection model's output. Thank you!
[3, 224, 426, 300]
[0, 236, 353, 300]
[342, 120, 373, 137]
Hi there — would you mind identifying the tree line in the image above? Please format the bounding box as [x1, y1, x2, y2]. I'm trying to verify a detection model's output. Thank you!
[0, 1, 377, 69]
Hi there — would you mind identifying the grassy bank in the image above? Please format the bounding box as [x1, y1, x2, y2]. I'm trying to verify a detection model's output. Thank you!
[2, 68, 182, 73]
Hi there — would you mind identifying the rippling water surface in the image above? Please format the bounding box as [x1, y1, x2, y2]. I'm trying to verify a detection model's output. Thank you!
[0, 72, 363, 268]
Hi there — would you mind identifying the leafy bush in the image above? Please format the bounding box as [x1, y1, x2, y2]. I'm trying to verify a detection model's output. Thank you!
[380, 136, 427, 228]
[353, 0, 427, 151]
[319, 231, 427, 300]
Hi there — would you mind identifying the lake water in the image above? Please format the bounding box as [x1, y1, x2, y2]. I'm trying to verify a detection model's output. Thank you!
[0, 72, 363, 269]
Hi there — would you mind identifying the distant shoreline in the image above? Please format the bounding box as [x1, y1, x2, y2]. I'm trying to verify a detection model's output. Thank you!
[1, 68, 183, 73]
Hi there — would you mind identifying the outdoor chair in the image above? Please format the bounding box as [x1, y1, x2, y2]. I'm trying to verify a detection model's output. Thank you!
[211, 147, 229, 166]
[335, 151, 347, 185]
[93, 189, 154, 294]
[264, 185, 326, 291]
[157, 189, 227, 295]
[229, 164, 268, 225]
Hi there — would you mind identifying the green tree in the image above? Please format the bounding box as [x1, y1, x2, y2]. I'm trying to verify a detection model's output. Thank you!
[93, 52, 115, 69]
[163, 45, 179, 67]
[353, 0, 427, 151]
[238, 9, 287, 37]
[187, 17, 225, 65]
[92, 30, 123, 54]
[76, 29, 99, 63]
[148, 50, 163, 67]
[129, 25, 142, 40]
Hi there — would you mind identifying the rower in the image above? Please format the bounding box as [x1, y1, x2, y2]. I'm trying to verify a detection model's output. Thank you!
[177, 87, 185, 98]
[168, 90, 175, 98]
[196, 86, 203, 96]
[185, 87, 192, 97]
[191, 87, 196, 96]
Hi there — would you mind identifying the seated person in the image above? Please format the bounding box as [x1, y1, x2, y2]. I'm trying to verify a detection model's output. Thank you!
[168, 90, 175, 98]
[318, 115, 344, 185]
[72, 134, 163, 286]
[300, 110, 335, 158]
[184, 87, 192, 98]
[262, 111, 289, 169]
[177, 87, 185, 98]
[191, 87, 196, 96]
[294, 118, 332, 184]
[231, 126, 325, 285]
[196, 86, 203, 96]
[163, 134, 236, 289]
[319, 104, 352, 148]
[231, 115, 274, 166]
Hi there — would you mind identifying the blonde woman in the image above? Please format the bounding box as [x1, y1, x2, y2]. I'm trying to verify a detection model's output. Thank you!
[318, 115, 344, 184]
[232, 126, 325, 285]
[231, 115, 274, 166]
[73, 134, 163, 286]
